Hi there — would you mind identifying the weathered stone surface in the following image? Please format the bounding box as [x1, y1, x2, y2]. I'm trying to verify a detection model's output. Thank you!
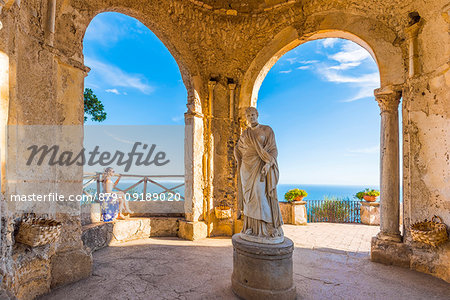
[81, 222, 114, 253]
[149, 217, 180, 237]
[279, 202, 292, 224]
[82, 217, 181, 253]
[50, 248, 92, 288]
[232, 234, 295, 300]
[80, 203, 101, 226]
[409, 242, 450, 283]
[279, 201, 307, 225]
[110, 218, 151, 243]
[0, 0, 449, 293]
[360, 202, 380, 225]
[371, 236, 411, 268]
[292, 201, 307, 225]
[178, 220, 207, 241]
[5, 257, 51, 300]
[38, 225, 450, 300]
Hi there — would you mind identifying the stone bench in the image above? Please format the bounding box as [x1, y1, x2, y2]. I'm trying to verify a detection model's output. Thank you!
[81, 217, 181, 253]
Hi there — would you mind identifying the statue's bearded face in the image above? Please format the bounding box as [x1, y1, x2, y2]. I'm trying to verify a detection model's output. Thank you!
[245, 110, 258, 125]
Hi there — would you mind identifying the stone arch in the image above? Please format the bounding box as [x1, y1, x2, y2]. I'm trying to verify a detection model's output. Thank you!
[62, 1, 200, 96]
[75, 9, 204, 222]
[239, 12, 404, 110]
[53, 2, 206, 224]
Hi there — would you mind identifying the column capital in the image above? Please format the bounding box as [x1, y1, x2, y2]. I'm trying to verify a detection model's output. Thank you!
[228, 83, 236, 90]
[208, 80, 217, 90]
[405, 19, 424, 39]
[374, 85, 402, 112]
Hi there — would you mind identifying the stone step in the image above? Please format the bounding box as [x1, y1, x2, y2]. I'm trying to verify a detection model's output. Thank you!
[81, 217, 182, 253]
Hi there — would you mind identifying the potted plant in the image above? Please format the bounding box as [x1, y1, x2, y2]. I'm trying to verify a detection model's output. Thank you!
[284, 189, 308, 225]
[284, 189, 308, 202]
[355, 188, 380, 202]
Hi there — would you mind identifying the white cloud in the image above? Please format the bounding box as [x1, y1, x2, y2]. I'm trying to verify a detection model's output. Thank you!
[296, 66, 310, 70]
[299, 60, 319, 64]
[318, 69, 379, 84]
[285, 58, 298, 64]
[84, 18, 124, 46]
[328, 62, 361, 70]
[340, 87, 377, 102]
[348, 146, 379, 154]
[315, 40, 380, 103]
[279, 70, 292, 74]
[105, 88, 120, 95]
[322, 38, 339, 48]
[329, 41, 370, 64]
[85, 58, 154, 94]
[316, 67, 379, 102]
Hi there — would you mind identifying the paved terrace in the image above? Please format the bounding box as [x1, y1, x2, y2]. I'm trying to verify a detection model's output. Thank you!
[41, 224, 449, 300]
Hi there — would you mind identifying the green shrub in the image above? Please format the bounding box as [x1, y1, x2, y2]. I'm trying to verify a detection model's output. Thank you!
[310, 196, 351, 222]
[284, 188, 308, 202]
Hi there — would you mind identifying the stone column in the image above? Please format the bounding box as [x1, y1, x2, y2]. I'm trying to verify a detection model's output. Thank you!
[404, 18, 424, 78]
[374, 86, 402, 242]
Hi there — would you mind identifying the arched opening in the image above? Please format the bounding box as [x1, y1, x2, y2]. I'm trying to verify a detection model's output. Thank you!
[243, 32, 404, 255]
[80, 12, 189, 241]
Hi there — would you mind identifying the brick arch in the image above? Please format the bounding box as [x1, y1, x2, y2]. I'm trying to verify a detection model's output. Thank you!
[239, 12, 404, 110]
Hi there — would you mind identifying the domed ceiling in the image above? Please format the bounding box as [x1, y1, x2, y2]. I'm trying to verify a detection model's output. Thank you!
[196, 0, 291, 13]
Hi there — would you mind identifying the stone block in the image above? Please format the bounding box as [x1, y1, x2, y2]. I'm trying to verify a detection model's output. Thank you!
[149, 217, 180, 237]
[81, 222, 113, 253]
[279, 202, 291, 224]
[81, 203, 101, 226]
[5, 257, 51, 300]
[178, 220, 207, 241]
[53, 214, 84, 253]
[410, 242, 450, 283]
[232, 234, 296, 300]
[292, 201, 307, 225]
[50, 248, 92, 288]
[279, 201, 307, 225]
[111, 218, 151, 243]
[370, 236, 411, 268]
[360, 202, 380, 225]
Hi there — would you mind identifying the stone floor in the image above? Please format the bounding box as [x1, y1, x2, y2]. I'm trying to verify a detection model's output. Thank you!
[41, 224, 449, 300]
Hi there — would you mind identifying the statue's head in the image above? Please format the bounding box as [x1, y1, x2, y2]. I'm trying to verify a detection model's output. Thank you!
[245, 107, 258, 126]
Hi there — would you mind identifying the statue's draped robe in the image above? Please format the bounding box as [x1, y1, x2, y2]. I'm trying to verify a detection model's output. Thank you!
[235, 125, 283, 237]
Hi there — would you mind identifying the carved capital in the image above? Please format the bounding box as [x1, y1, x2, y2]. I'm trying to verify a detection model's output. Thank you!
[405, 19, 424, 39]
[207, 80, 217, 90]
[374, 85, 402, 113]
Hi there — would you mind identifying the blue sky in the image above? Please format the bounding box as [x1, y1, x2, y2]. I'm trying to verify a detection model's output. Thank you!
[84, 12, 382, 186]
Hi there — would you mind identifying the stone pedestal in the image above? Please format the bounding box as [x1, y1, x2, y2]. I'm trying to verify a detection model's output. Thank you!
[231, 234, 296, 300]
[360, 202, 380, 225]
[291, 201, 307, 225]
[371, 236, 411, 268]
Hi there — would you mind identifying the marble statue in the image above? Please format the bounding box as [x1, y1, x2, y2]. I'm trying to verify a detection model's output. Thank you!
[101, 167, 133, 220]
[234, 107, 284, 244]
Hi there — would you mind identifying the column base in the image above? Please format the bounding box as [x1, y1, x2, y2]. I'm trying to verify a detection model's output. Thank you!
[177, 220, 207, 241]
[231, 233, 296, 300]
[371, 236, 411, 268]
[376, 231, 402, 243]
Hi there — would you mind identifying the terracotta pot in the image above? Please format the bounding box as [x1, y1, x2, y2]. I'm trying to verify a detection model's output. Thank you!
[363, 195, 378, 202]
[294, 196, 305, 202]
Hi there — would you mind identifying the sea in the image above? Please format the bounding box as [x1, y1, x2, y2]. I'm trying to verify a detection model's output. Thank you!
[85, 180, 380, 202]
